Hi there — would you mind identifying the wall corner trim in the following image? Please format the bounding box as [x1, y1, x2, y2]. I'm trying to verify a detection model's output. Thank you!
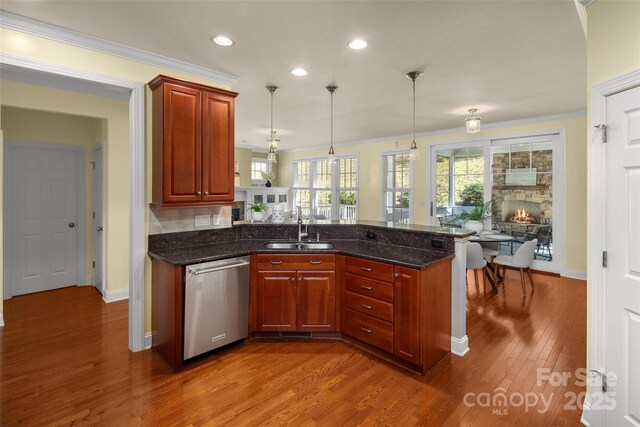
[0, 313, 4, 328]
[144, 332, 152, 350]
[451, 335, 469, 356]
[0, 11, 239, 86]
[103, 288, 129, 303]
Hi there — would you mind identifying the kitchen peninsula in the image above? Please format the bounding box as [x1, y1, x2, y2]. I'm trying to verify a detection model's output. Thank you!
[148, 220, 474, 374]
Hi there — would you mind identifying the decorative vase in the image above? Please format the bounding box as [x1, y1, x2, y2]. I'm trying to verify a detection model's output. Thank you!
[271, 204, 285, 223]
[465, 220, 484, 235]
[265, 180, 272, 187]
[251, 211, 264, 222]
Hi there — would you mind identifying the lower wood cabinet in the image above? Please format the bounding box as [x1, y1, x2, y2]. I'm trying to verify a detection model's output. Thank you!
[252, 255, 336, 332]
[393, 266, 421, 365]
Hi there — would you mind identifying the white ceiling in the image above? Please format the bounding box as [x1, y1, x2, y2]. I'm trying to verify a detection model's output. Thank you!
[0, 1, 586, 152]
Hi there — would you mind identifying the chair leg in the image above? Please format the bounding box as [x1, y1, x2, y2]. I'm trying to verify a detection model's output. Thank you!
[527, 268, 535, 291]
[519, 268, 526, 294]
[474, 269, 479, 288]
[482, 267, 487, 291]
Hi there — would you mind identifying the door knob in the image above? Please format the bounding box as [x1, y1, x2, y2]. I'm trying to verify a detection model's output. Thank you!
[97, 226, 103, 232]
[68, 223, 75, 228]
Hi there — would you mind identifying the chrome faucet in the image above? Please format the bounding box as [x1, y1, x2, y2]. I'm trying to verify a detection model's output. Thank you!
[297, 206, 308, 241]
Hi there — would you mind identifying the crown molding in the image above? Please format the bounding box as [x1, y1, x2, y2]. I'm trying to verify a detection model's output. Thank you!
[279, 111, 586, 154]
[0, 11, 238, 86]
[578, 0, 597, 7]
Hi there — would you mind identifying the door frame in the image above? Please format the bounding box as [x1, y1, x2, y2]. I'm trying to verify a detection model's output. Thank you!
[584, 68, 640, 427]
[0, 53, 146, 352]
[91, 142, 105, 295]
[3, 141, 86, 298]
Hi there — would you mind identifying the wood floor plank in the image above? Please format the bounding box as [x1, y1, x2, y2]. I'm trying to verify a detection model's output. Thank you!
[0, 274, 587, 426]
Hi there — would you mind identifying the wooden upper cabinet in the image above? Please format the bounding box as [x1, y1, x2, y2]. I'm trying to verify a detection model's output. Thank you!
[150, 75, 238, 207]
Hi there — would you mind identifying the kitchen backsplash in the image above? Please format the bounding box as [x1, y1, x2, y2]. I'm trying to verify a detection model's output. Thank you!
[149, 206, 232, 235]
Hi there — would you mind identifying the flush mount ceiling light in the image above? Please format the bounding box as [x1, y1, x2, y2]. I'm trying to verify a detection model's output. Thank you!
[210, 35, 234, 46]
[291, 68, 308, 77]
[326, 85, 338, 164]
[348, 39, 367, 50]
[266, 85, 279, 163]
[406, 71, 422, 161]
[465, 109, 482, 134]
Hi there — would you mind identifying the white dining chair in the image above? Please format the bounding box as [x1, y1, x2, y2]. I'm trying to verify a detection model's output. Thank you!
[494, 239, 538, 294]
[466, 242, 487, 289]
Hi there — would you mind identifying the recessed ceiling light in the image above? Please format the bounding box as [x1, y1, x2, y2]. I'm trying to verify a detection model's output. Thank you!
[210, 35, 234, 46]
[291, 68, 308, 77]
[348, 39, 367, 50]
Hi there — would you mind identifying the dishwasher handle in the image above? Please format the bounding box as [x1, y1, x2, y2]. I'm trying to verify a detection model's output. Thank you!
[189, 260, 249, 276]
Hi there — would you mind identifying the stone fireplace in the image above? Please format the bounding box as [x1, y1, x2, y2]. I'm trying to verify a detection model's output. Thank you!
[501, 200, 542, 224]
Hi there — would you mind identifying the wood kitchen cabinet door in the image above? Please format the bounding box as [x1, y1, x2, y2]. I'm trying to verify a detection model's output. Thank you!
[162, 83, 202, 204]
[256, 271, 297, 331]
[201, 91, 234, 203]
[393, 266, 421, 365]
[296, 271, 336, 331]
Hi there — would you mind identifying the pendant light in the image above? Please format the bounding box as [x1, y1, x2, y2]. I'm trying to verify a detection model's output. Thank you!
[266, 85, 279, 163]
[406, 71, 422, 161]
[465, 108, 482, 134]
[326, 85, 338, 164]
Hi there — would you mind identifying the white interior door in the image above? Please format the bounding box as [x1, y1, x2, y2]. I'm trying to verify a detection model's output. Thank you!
[4, 143, 80, 296]
[605, 85, 640, 425]
[92, 143, 104, 295]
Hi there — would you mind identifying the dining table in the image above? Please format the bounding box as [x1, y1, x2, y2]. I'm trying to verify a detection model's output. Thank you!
[468, 232, 514, 292]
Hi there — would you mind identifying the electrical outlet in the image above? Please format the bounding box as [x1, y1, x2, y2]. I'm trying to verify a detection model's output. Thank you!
[195, 214, 211, 227]
[431, 239, 444, 248]
[366, 231, 376, 240]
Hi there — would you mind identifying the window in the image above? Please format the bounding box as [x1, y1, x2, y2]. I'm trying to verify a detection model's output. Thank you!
[251, 158, 270, 185]
[382, 152, 411, 224]
[292, 156, 358, 220]
[435, 147, 485, 217]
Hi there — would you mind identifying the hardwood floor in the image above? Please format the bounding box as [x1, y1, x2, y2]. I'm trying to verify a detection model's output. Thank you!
[0, 272, 586, 426]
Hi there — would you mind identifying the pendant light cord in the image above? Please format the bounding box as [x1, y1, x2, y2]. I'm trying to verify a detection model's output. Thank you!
[330, 90, 334, 150]
[412, 77, 416, 143]
[270, 90, 274, 137]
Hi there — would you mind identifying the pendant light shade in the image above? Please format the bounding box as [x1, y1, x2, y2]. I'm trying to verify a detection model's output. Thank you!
[266, 85, 279, 162]
[406, 71, 422, 161]
[465, 108, 482, 134]
[326, 85, 338, 164]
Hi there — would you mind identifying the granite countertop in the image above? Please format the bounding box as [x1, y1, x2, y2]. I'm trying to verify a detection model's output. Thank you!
[148, 239, 454, 270]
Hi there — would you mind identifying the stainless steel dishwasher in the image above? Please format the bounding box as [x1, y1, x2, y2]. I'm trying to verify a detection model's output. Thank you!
[184, 256, 250, 360]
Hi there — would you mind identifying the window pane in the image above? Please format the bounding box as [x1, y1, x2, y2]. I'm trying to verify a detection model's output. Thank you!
[315, 190, 332, 218]
[436, 176, 450, 208]
[436, 153, 450, 176]
[314, 160, 332, 188]
[339, 157, 357, 188]
[510, 143, 531, 170]
[532, 142, 552, 173]
[251, 160, 268, 181]
[294, 161, 310, 187]
[454, 175, 483, 206]
[293, 189, 310, 217]
[338, 191, 357, 220]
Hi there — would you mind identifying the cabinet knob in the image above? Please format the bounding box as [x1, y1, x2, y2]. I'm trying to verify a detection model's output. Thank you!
[290, 277, 295, 282]
[394, 273, 400, 278]
[204, 191, 209, 195]
[197, 191, 201, 195]
[298, 277, 302, 282]
[361, 327, 373, 334]
[361, 267, 373, 272]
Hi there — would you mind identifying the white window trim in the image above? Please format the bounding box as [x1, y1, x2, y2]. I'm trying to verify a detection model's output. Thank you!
[380, 149, 413, 224]
[291, 154, 359, 220]
[251, 158, 271, 186]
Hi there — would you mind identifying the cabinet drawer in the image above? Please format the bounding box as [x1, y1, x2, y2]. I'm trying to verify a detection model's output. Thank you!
[345, 291, 393, 323]
[343, 308, 393, 353]
[345, 273, 393, 302]
[345, 257, 393, 283]
[257, 254, 335, 271]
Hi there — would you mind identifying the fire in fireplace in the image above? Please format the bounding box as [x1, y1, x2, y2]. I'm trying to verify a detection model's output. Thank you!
[513, 209, 533, 224]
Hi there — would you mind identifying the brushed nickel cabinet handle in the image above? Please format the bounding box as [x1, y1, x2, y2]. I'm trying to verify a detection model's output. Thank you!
[309, 260, 322, 265]
[361, 304, 373, 310]
[361, 285, 373, 290]
[361, 327, 373, 333]
[270, 261, 283, 265]
[361, 267, 373, 272]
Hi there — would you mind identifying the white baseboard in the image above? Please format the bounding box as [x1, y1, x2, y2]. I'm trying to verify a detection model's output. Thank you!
[0, 313, 4, 327]
[564, 269, 587, 280]
[103, 288, 129, 303]
[84, 275, 93, 286]
[581, 401, 604, 426]
[451, 335, 469, 356]
[145, 332, 152, 349]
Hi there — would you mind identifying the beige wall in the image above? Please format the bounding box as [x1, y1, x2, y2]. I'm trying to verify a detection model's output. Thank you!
[1, 80, 129, 297]
[1, 106, 102, 282]
[280, 115, 587, 273]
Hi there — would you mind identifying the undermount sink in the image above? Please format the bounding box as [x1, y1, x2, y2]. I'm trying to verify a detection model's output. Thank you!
[264, 241, 334, 250]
